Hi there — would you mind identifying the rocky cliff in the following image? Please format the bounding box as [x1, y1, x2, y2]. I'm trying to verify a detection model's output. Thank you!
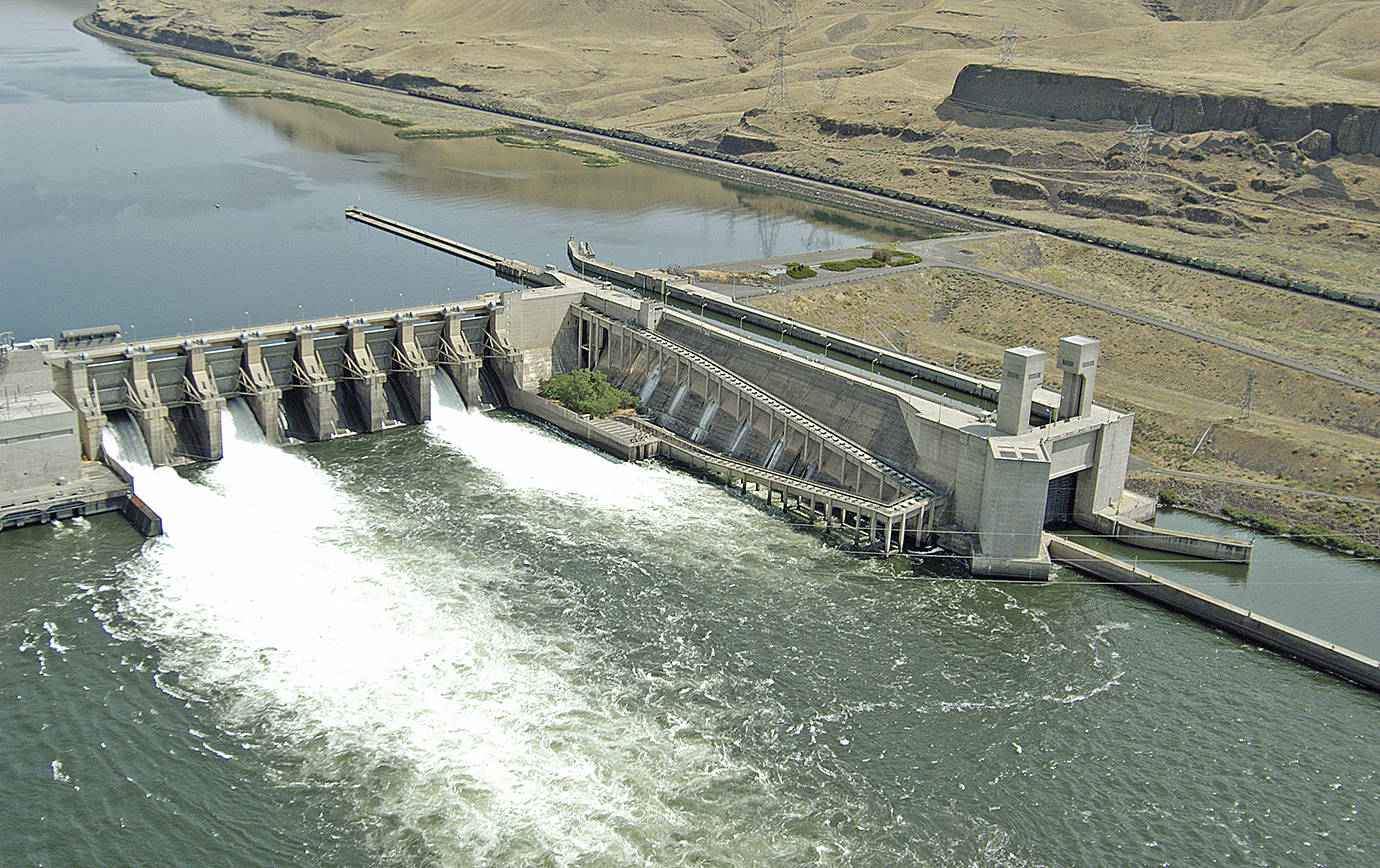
[948, 64, 1380, 157]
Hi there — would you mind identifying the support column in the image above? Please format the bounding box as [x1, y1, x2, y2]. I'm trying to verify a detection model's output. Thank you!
[123, 346, 175, 466]
[392, 312, 434, 424]
[440, 308, 481, 408]
[63, 355, 107, 460]
[238, 333, 284, 443]
[344, 319, 387, 433]
[293, 326, 337, 442]
[182, 340, 225, 461]
[996, 346, 1046, 436]
[1057, 335, 1100, 421]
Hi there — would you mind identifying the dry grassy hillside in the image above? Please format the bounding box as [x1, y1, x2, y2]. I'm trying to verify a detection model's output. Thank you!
[94, 0, 1380, 124]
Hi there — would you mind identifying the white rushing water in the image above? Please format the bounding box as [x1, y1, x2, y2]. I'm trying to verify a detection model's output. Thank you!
[101, 398, 823, 864]
[426, 373, 690, 513]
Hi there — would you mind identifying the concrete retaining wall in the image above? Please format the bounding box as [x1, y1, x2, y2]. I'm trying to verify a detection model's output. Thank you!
[121, 494, 163, 538]
[566, 242, 1039, 416]
[1049, 535, 1380, 692]
[505, 386, 648, 462]
[1079, 511, 1252, 563]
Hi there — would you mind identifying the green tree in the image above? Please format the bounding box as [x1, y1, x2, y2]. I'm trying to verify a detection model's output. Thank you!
[538, 369, 638, 417]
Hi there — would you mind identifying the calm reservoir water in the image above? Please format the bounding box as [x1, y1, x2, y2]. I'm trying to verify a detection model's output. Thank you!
[2, 2, 1378, 865]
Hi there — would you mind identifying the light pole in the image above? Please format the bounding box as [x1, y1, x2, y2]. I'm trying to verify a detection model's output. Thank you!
[188, 316, 195, 335]
[244, 311, 250, 329]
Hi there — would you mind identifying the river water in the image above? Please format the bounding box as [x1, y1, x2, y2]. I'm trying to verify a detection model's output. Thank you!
[2, 2, 1378, 866]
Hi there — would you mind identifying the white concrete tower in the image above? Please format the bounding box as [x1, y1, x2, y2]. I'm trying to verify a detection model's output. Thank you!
[1056, 335, 1100, 420]
[996, 346, 1046, 435]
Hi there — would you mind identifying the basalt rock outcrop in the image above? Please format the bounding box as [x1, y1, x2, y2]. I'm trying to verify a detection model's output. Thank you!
[947, 64, 1380, 157]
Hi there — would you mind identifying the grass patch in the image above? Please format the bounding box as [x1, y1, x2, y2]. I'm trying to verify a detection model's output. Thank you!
[1221, 505, 1380, 557]
[819, 257, 887, 272]
[538, 369, 638, 417]
[784, 262, 817, 279]
[495, 134, 623, 167]
[140, 60, 414, 127]
[180, 54, 258, 75]
[396, 125, 519, 139]
[138, 56, 416, 127]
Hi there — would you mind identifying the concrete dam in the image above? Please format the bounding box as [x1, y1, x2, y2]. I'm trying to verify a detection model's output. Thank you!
[7, 209, 1142, 579]
[7, 208, 1378, 690]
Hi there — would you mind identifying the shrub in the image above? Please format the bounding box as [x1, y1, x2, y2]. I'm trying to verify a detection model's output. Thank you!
[538, 369, 638, 417]
[784, 262, 817, 279]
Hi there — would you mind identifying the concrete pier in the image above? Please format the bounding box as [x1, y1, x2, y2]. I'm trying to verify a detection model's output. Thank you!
[123, 345, 177, 466]
[1077, 504, 1254, 563]
[292, 326, 339, 441]
[343, 320, 387, 433]
[180, 340, 225, 461]
[238, 333, 284, 443]
[391, 312, 434, 424]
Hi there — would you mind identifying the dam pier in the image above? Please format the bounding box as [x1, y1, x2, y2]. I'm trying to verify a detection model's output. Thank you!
[4, 209, 1376, 690]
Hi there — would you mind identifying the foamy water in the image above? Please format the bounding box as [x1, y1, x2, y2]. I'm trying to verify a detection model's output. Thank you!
[426, 374, 690, 513]
[102, 401, 829, 864]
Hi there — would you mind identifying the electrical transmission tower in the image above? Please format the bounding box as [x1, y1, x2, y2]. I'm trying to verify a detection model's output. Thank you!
[1237, 369, 1257, 418]
[748, 0, 765, 31]
[766, 35, 789, 109]
[1125, 120, 1155, 187]
[777, 0, 798, 28]
[817, 69, 843, 101]
[995, 25, 1020, 64]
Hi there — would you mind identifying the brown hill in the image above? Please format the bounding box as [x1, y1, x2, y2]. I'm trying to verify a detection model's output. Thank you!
[93, 0, 1380, 130]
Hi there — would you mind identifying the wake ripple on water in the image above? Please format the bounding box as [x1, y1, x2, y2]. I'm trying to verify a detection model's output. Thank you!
[102, 403, 843, 865]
